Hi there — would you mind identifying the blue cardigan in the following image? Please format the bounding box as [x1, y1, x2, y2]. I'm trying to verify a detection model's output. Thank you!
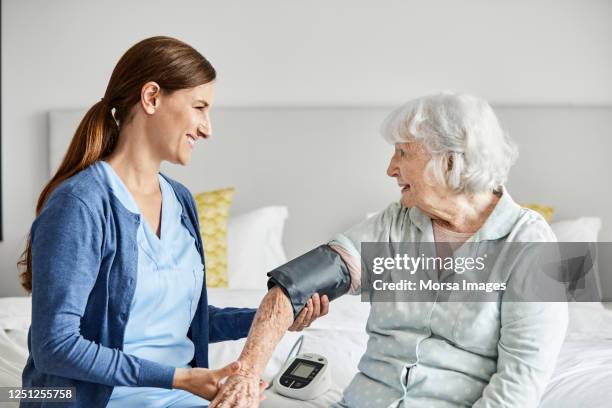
[21, 165, 256, 407]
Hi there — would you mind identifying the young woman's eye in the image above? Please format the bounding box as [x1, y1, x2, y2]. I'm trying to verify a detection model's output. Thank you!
[195, 106, 205, 111]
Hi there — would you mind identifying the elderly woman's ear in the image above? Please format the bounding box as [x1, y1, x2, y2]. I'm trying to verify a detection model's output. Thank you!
[446, 154, 454, 173]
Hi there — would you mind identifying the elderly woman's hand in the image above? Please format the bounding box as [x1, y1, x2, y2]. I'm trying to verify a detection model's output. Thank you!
[288, 292, 329, 331]
[173, 361, 242, 401]
[209, 373, 267, 408]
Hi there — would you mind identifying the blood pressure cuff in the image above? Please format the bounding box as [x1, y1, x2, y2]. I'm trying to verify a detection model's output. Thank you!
[267, 245, 351, 318]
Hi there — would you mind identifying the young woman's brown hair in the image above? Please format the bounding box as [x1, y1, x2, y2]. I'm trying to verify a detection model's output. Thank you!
[18, 36, 216, 293]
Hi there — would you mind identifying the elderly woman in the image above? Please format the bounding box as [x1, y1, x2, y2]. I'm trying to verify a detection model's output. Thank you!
[210, 92, 568, 408]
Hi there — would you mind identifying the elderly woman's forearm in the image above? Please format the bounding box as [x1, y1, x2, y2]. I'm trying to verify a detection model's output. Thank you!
[236, 285, 294, 377]
[235, 246, 349, 378]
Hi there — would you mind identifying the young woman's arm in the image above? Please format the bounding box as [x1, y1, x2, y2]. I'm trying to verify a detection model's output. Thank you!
[208, 306, 257, 342]
[30, 192, 186, 388]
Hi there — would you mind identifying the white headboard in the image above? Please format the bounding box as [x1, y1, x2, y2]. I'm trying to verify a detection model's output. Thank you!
[49, 106, 612, 298]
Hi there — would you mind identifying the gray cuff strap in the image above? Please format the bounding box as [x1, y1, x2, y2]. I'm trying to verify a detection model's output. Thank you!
[267, 245, 351, 318]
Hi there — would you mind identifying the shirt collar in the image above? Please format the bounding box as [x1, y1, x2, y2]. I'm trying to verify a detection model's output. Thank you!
[408, 186, 522, 242]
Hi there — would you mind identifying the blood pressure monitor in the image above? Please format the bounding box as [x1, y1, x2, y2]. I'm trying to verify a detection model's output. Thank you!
[273, 353, 331, 400]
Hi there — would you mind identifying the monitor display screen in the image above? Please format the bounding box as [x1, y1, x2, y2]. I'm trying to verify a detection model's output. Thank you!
[291, 362, 315, 379]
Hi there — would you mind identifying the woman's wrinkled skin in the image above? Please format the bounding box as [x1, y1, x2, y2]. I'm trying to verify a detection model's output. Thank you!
[210, 290, 328, 407]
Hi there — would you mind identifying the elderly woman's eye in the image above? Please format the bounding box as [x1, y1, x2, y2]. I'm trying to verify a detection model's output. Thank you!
[399, 149, 406, 158]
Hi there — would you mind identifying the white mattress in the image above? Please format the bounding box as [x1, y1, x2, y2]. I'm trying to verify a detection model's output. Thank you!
[1, 293, 611, 407]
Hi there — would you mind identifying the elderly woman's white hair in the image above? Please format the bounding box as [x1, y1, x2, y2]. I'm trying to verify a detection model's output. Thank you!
[381, 92, 518, 194]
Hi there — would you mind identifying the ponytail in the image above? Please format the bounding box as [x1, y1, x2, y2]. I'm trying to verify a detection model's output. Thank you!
[17, 99, 118, 293]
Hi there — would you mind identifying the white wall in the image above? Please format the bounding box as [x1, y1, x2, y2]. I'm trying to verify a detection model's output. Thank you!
[1, 0, 611, 296]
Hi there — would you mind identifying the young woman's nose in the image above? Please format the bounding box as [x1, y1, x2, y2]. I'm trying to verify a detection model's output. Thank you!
[196, 111, 212, 138]
[197, 122, 211, 139]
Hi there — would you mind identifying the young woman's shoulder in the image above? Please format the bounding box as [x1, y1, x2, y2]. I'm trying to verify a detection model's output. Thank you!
[31, 167, 109, 240]
[44, 165, 108, 216]
[37, 165, 120, 231]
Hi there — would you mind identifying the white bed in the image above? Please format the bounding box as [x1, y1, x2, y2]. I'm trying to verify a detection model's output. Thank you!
[2, 205, 609, 407]
[2, 293, 612, 407]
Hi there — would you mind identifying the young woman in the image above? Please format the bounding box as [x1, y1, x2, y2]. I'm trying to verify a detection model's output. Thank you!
[18, 36, 328, 408]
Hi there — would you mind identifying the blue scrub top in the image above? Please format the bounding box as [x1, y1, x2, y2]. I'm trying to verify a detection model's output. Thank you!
[95, 161, 209, 407]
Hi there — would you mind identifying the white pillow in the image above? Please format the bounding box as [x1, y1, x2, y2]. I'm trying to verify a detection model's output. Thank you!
[227, 206, 288, 289]
[550, 217, 602, 242]
[566, 302, 612, 340]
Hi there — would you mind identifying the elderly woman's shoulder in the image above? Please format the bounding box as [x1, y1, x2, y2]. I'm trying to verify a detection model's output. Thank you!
[369, 201, 411, 226]
[346, 201, 408, 236]
[507, 207, 557, 242]
[377, 201, 405, 217]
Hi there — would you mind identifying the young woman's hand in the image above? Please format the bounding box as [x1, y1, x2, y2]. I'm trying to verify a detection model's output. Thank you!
[288, 292, 329, 331]
[173, 361, 242, 401]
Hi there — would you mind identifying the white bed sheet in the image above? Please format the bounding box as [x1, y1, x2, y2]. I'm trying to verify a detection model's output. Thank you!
[540, 339, 612, 408]
[2, 293, 612, 407]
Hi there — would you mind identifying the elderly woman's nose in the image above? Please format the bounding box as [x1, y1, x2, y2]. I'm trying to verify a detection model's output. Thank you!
[387, 159, 398, 178]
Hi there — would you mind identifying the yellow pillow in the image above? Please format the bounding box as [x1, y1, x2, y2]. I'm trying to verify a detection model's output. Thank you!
[193, 187, 234, 288]
[521, 203, 554, 223]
